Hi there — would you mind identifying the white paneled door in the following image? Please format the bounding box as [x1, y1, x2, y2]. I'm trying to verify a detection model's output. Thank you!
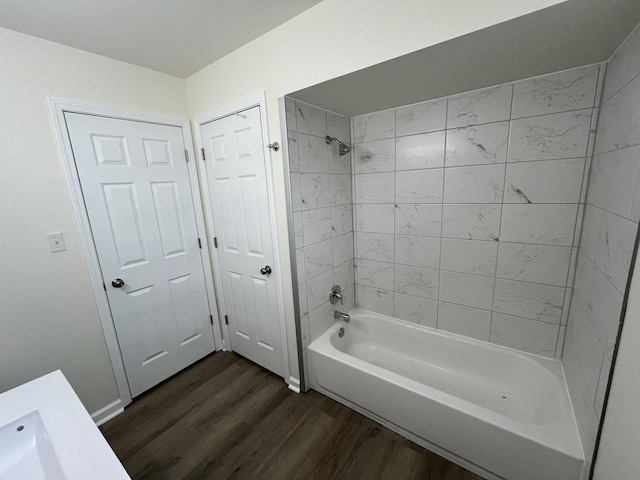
[65, 113, 215, 397]
[200, 107, 284, 377]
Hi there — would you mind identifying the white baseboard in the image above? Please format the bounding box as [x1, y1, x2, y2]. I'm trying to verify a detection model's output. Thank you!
[287, 376, 301, 393]
[91, 399, 124, 427]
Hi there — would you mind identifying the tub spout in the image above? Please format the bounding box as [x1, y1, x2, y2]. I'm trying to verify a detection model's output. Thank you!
[334, 311, 350, 323]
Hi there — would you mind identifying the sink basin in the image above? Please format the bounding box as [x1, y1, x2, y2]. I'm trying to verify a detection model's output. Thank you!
[0, 410, 66, 480]
[0, 371, 130, 480]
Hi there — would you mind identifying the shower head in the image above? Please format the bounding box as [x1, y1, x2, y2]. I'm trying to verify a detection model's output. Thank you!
[325, 135, 351, 156]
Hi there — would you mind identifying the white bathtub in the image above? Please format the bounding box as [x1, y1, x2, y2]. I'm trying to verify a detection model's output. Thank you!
[307, 309, 584, 480]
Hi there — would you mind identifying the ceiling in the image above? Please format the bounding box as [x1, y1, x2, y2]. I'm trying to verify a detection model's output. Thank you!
[0, 0, 322, 77]
[290, 0, 640, 116]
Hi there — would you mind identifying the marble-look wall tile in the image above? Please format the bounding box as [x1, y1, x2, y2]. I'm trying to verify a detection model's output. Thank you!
[331, 205, 353, 237]
[298, 133, 329, 173]
[291, 173, 302, 211]
[330, 149, 351, 175]
[396, 131, 445, 171]
[395, 204, 442, 236]
[512, 65, 599, 118]
[308, 301, 335, 342]
[307, 269, 334, 312]
[594, 211, 637, 294]
[508, 110, 592, 162]
[285, 97, 297, 131]
[354, 139, 395, 173]
[394, 264, 439, 299]
[327, 112, 350, 144]
[334, 259, 355, 289]
[588, 146, 640, 218]
[496, 243, 572, 286]
[394, 293, 438, 327]
[444, 164, 505, 204]
[353, 110, 395, 143]
[356, 232, 394, 263]
[594, 75, 640, 154]
[300, 314, 310, 349]
[439, 270, 495, 310]
[342, 285, 356, 312]
[304, 239, 333, 279]
[356, 204, 395, 234]
[587, 266, 624, 359]
[355, 173, 394, 203]
[499, 204, 578, 246]
[445, 122, 509, 167]
[438, 302, 491, 341]
[440, 238, 498, 276]
[296, 248, 306, 284]
[602, 25, 640, 102]
[296, 101, 327, 137]
[594, 354, 612, 417]
[302, 207, 332, 245]
[493, 279, 564, 324]
[442, 204, 501, 241]
[395, 169, 443, 203]
[298, 282, 308, 317]
[300, 174, 331, 210]
[293, 211, 303, 248]
[356, 259, 394, 290]
[447, 84, 512, 128]
[580, 205, 603, 261]
[331, 174, 352, 206]
[504, 158, 585, 204]
[333, 232, 354, 267]
[395, 235, 440, 268]
[567, 302, 606, 400]
[490, 313, 558, 357]
[288, 130, 299, 172]
[357, 285, 394, 316]
[396, 98, 447, 136]
[287, 100, 355, 379]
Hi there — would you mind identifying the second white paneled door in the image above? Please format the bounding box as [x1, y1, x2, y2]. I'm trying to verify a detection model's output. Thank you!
[199, 106, 284, 377]
[65, 113, 216, 397]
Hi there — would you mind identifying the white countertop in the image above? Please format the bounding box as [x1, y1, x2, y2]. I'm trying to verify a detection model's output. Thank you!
[0, 370, 130, 480]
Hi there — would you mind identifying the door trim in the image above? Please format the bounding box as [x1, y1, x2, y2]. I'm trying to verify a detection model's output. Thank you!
[47, 98, 223, 411]
[193, 92, 292, 387]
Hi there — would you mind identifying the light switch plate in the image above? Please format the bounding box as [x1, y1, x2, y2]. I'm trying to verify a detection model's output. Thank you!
[46, 232, 66, 253]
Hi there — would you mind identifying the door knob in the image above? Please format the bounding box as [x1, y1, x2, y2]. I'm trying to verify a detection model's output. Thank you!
[260, 266, 272, 275]
[111, 278, 125, 288]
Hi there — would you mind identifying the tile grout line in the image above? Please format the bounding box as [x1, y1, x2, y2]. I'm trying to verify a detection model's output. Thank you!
[490, 84, 516, 343]
[437, 100, 448, 329]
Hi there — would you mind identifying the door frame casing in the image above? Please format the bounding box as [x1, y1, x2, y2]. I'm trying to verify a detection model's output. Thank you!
[193, 92, 293, 388]
[48, 98, 224, 420]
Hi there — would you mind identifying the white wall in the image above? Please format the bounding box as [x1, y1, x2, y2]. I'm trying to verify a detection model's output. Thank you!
[0, 27, 188, 412]
[185, 0, 567, 375]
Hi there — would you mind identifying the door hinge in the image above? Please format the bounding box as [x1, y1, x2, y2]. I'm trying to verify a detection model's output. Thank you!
[213, 237, 218, 248]
[201, 147, 206, 161]
[184, 149, 189, 162]
[210, 314, 213, 325]
[198, 237, 202, 249]
[224, 315, 229, 325]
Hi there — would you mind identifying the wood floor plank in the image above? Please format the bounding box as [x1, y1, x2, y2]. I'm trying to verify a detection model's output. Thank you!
[101, 352, 484, 480]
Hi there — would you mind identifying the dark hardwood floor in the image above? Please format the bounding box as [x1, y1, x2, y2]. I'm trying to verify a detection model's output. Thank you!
[101, 352, 483, 480]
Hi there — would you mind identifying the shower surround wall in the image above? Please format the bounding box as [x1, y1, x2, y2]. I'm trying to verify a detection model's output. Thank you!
[352, 64, 603, 358]
[563, 24, 640, 468]
[285, 99, 355, 360]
